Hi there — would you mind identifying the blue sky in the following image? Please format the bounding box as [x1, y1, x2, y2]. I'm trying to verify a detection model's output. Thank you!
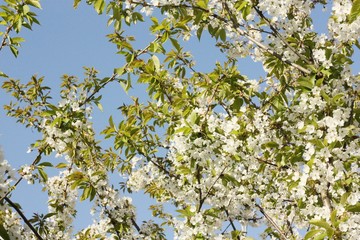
[1, 0, 359, 238]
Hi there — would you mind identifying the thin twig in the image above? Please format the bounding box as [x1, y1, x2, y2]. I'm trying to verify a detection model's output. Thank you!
[4, 197, 44, 240]
[256, 204, 287, 240]
[199, 166, 228, 210]
[0, 25, 12, 52]
[82, 35, 161, 107]
[224, 209, 241, 240]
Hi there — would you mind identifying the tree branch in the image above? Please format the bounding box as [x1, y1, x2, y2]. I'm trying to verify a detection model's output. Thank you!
[256, 204, 287, 240]
[0, 25, 12, 52]
[199, 166, 227, 210]
[221, 2, 311, 75]
[82, 35, 161, 107]
[131, 217, 141, 232]
[224, 209, 241, 240]
[252, 6, 313, 66]
[4, 197, 44, 240]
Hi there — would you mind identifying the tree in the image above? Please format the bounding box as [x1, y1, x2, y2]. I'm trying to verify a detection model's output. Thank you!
[1, 0, 360, 239]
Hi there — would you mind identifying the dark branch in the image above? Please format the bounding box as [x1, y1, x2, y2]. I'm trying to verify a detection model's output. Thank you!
[4, 197, 44, 240]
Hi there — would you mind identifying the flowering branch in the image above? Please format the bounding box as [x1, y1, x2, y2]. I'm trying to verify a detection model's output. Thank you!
[221, 2, 311, 75]
[252, 5, 313, 66]
[4, 197, 44, 240]
[0, 151, 43, 203]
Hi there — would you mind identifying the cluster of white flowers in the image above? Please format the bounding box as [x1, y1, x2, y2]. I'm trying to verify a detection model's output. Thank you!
[0, 153, 16, 196]
[44, 170, 77, 239]
[125, 67, 360, 237]
[40, 89, 94, 160]
[20, 164, 35, 184]
[329, 0, 360, 43]
[0, 153, 36, 239]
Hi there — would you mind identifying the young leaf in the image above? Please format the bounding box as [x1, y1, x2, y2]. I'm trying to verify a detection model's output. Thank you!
[349, 0, 360, 23]
[304, 229, 324, 240]
[0, 224, 10, 240]
[152, 55, 160, 71]
[94, 0, 105, 14]
[26, 0, 42, 9]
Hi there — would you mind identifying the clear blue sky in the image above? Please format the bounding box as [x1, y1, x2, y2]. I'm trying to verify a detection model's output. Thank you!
[1, 1, 359, 238]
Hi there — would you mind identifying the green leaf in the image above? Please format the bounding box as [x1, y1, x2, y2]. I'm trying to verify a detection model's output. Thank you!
[109, 115, 115, 129]
[81, 186, 90, 201]
[304, 229, 324, 240]
[38, 168, 48, 182]
[119, 74, 132, 93]
[27, 0, 42, 9]
[330, 210, 337, 227]
[341, 192, 351, 205]
[115, 67, 125, 75]
[221, 174, 240, 186]
[0, 224, 10, 240]
[219, 28, 226, 42]
[313, 232, 327, 240]
[94, 0, 105, 14]
[10, 45, 18, 58]
[196, 0, 208, 9]
[177, 166, 192, 174]
[89, 186, 96, 201]
[309, 219, 334, 236]
[176, 206, 194, 217]
[96, 102, 103, 111]
[22, 5, 30, 14]
[37, 162, 53, 167]
[151, 55, 160, 71]
[347, 203, 360, 212]
[298, 76, 314, 90]
[170, 38, 181, 51]
[262, 141, 279, 149]
[0, 71, 8, 78]
[349, 0, 360, 23]
[55, 163, 68, 169]
[309, 220, 331, 230]
[231, 230, 241, 239]
[235, 1, 248, 11]
[10, 37, 25, 44]
[242, 5, 251, 19]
